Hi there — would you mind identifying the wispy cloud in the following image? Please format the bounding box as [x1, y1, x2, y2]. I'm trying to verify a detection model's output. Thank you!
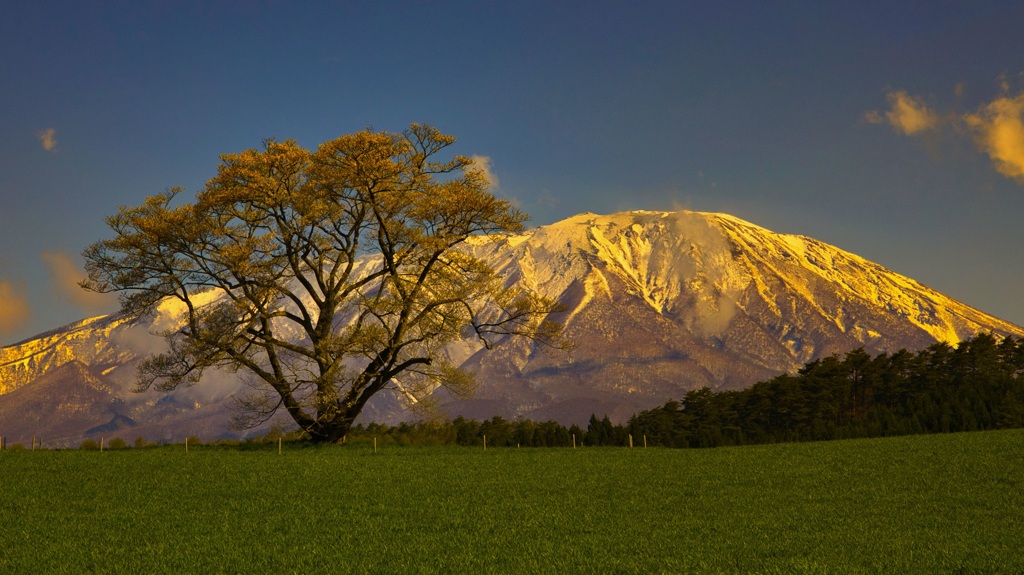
[865, 90, 940, 135]
[468, 155, 500, 189]
[963, 92, 1024, 184]
[0, 280, 32, 336]
[38, 127, 58, 152]
[42, 251, 117, 312]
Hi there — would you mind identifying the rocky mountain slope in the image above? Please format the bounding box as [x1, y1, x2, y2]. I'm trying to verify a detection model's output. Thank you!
[2, 210, 1021, 443]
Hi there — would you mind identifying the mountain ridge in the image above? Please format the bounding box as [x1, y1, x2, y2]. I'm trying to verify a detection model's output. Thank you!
[2, 209, 1021, 439]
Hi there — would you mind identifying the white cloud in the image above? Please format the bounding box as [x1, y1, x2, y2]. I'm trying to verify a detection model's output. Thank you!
[42, 251, 118, 312]
[0, 280, 32, 336]
[38, 128, 57, 152]
[883, 90, 940, 135]
[468, 155, 500, 189]
[963, 92, 1024, 184]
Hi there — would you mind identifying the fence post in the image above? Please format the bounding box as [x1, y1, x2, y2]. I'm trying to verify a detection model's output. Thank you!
[572, 434, 576, 449]
[483, 435, 487, 450]
[629, 434, 633, 448]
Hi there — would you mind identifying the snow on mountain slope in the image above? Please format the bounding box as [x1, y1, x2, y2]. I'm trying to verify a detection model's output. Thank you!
[450, 210, 1023, 423]
[481, 210, 1020, 347]
[2, 209, 1021, 433]
[0, 314, 135, 395]
[0, 292, 250, 444]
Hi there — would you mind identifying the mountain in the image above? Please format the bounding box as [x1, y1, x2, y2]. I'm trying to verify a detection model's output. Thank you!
[0, 301, 253, 446]
[2, 210, 1021, 441]
[448, 210, 1024, 422]
[0, 360, 128, 446]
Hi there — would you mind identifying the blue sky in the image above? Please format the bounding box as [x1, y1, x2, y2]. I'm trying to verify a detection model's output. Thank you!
[2, 1, 1024, 345]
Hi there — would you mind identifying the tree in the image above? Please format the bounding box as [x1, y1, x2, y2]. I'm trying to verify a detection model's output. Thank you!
[82, 124, 563, 443]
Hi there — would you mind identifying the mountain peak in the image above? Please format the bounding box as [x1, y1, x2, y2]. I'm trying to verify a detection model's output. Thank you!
[511, 209, 1019, 345]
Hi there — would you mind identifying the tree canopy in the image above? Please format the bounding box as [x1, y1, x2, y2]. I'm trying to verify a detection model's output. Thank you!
[629, 333, 1024, 447]
[82, 124, 563, 443]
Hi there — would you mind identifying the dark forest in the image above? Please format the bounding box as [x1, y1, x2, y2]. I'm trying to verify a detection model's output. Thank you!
[341, 333, 1024, 448]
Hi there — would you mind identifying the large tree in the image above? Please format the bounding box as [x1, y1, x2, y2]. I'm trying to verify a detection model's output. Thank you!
[82, 124, 563, 443]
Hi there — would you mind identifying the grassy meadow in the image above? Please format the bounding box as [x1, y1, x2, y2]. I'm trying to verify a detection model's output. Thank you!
[1, 430, 1022, 574]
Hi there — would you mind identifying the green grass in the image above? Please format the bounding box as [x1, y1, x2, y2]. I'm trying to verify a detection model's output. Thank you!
[1, 430, 1022, 574]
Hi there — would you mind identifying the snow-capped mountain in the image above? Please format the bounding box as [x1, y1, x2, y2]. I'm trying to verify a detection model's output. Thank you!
[0, 298, 255, 445]
[448, 210, 1023, 423]
[2, 210, 1021, 443]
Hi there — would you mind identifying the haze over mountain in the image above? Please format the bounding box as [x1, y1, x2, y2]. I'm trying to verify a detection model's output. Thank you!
[2, 210, 1021, 445]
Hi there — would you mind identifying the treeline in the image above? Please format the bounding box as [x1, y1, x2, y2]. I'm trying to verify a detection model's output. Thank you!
[347, 333, 1024, 448]
[347, 417, 606, 447]
[629, 333, 1024, 447]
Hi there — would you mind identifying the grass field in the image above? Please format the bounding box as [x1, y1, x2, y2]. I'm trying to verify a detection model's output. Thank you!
[1, 430, 1022, 574]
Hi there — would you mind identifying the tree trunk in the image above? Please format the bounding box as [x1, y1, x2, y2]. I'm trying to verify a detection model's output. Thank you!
[307, 416, 356, 444]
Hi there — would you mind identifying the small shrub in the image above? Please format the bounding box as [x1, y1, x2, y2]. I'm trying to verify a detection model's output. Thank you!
[80, 439, 100, 450]
[107, 437, 128, 450]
